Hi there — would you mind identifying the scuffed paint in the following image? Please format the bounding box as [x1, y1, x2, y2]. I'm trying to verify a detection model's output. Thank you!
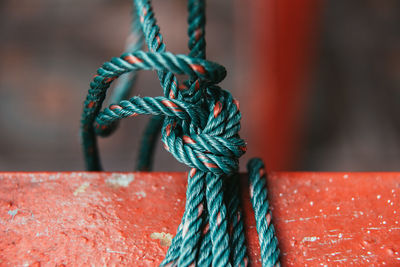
[150, 232, 173, 247]
[73, 182, 90, 196]
[106, 174, 134, 188]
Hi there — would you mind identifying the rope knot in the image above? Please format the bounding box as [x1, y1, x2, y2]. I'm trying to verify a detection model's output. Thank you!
[162, 85, 246, 175]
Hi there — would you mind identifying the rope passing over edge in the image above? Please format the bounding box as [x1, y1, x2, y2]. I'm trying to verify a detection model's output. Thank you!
[80, 0, 280, 266]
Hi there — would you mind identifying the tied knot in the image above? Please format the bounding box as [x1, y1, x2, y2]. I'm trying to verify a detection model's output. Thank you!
[86, 50, 246, 175]
[162, 84, 246, 175]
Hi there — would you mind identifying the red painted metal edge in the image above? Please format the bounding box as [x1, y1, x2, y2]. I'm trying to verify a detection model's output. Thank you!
[0, 172, 399, 265]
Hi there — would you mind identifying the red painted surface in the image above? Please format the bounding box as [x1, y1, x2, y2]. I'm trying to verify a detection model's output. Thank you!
[246, 0, 321, 170]
[1, 172, 399, 265]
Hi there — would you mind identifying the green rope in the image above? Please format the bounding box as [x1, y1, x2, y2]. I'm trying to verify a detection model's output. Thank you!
[80, 0, 280, 266]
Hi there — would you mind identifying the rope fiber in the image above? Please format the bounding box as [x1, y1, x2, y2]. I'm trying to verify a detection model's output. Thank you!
[80, 0, 280, 266]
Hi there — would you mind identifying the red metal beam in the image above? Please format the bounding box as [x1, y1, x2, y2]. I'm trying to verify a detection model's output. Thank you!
[245, 0, 321, 170]
[1, 172, 399, 265]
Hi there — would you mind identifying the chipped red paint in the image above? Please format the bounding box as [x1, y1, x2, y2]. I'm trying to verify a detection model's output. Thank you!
[1, 172, 399, 266]
[124, 55, 143, 65]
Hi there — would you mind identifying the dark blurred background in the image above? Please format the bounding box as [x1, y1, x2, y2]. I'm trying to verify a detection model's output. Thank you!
[0, 0, 399, 171]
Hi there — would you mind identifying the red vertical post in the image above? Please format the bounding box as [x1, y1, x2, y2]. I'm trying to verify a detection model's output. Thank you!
[244, 0, 321, 170]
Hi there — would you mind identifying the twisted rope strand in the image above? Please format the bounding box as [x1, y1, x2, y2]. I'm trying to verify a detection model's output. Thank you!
[225, 174, 248, 266]
[205, 173, 231, 266]
[248, 158, 280, 267]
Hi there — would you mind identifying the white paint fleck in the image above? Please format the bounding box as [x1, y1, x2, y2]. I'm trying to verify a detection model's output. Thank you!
[338, 233, 343, 238]
[391, 202, 394, 206]
[360, 211, 364, 215]
[383, 221, 387, 225]
[388, 200, 391, 203]
[367, 251, 372, 255]
[102, 197, 111, 202]
[343, 174, 349, 179]
[106, 174, 134, 187]
[279, 193, 283, 197]
[367, 231, 371, 234]
[325, 187, 329, 191]
[329, 178, 333, 183]
[106, 248, 127, 254]
[8, 209, 18, 219]
[319, 209, 323, 213]
[73, 182, 90, 196]
[302, 236, 319, 242]
[135, 191, 146, 198]
[377, 195, 381, 199]
[336, 206, 340, 210]
[392, 189, 395, 193]
[293, 189, 298, 194]
[309, 201, 314, 206]
[351, 197, 355, 201]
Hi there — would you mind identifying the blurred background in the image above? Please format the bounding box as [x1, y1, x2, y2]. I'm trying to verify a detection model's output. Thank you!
[0, 0, 399, 171]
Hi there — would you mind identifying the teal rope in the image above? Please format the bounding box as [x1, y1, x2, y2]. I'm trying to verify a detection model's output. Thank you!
[80, 0, 280, 266]
[248, 159, 280, 266]
[97, 5, 144, 138]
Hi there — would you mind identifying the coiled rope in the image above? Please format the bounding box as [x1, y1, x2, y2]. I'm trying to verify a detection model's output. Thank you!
[80, 0, 280, 266]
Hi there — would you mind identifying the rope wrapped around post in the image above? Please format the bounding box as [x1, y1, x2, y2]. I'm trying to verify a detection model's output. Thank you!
[80, 0, 280, 265]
